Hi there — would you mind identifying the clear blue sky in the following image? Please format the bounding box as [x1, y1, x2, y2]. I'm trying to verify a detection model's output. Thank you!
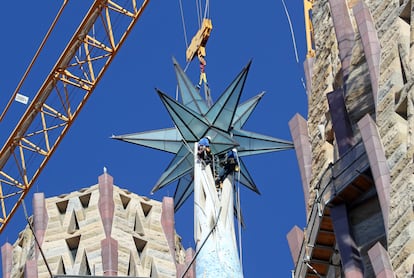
[0, 1, 308, 277]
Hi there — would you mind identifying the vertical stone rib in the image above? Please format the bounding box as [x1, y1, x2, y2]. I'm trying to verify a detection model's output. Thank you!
[327, 89, 355, 155]
[286, 226, 304, 266]
[32, 193, 48, 260]
[24, 260, 38, 278]
[98, 172, 118, 276]
[98, 172, 115, 237]
[328, 0, 355, 80]
[353, 0, 381, 104]
[161, 197, 176, 266]
[101, 237, 118, 276]
[289, 114, 312, 215]
[358, 114, 390, 238]
[177, 247, 196, 278]
[1, 243, 13, 278]
[331, 204, 364, 277]
[185, 248, 195, 278]
[367, 242, 396, 277]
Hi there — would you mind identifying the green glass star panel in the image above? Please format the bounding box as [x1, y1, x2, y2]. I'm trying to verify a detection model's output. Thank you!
[113, 59, 293, 210]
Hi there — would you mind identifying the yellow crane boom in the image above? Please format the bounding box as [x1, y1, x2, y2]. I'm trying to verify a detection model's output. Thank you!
[0, 0, 150, 233]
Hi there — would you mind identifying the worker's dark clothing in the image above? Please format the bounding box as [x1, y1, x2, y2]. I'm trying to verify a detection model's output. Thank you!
[216, 150, 239, 186]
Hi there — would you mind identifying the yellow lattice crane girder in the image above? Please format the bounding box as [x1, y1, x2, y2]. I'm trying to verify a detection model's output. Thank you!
[0, 0, 150, 233]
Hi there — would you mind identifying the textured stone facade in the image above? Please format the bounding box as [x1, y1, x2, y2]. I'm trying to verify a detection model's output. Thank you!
[1, 172, 194, 278]
[289, 0, 414, 277]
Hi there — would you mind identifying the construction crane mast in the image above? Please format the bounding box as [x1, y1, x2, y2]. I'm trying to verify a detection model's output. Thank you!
[0, 0, 150, 233]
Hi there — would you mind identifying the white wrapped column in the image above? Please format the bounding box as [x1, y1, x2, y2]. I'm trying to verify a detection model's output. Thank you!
[193, 143, 243, 278]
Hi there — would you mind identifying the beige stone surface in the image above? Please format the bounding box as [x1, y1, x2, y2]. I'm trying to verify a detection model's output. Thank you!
[6, 182, 186, 278]
[299, 0, 414, 276]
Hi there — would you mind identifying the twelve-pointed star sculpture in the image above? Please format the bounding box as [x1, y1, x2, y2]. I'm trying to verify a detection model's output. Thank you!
[112, 58, 293, 210]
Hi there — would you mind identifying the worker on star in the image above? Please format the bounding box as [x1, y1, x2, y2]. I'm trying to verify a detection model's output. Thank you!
[216, 148, 239, 188]
[197, 136, 213, 166]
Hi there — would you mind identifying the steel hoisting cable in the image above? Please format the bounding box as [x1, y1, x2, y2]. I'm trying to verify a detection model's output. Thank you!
[237, 182, 244, 273]
[0, 0, 69, 122]
[281, 0, 307, 91]
[176, 0, 192, 101]
[235, 154, 244, 273]
[281, 0, 299, 63]
[196, 0, 209, 27]
[180, 207, 222, 278]
[195, 0, 201, 27]
[178, 0, 189, 49]
[203, 0, 210, 20]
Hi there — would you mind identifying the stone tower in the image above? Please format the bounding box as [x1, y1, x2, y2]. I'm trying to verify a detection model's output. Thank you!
[288, 0, 414, 277]
[1, 172, 195, 278]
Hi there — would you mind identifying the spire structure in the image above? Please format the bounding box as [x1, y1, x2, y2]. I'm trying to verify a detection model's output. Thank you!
[113, 58, 293, 209]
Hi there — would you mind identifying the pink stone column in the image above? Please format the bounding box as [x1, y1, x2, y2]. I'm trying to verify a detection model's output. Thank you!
[328, 0, 355, 80]
[289, 114, 312, 215]
[1, 243, 13, 278]
[33, 193, 48, 260]
[358, 114, 390, 236]
[98, 172, 118, 276]
[176, 263, 185, 278]
[353, 0, 381, 105]
[185, 248, 195, 278]
[101, 237, 118, 276]
[177, 247, 196, 278]
[24, 260, 38, 278]
[98, 172, 115, 238]
[286, 226, 304, 266]
[367, 242, 395, 278]
[161, 197, 176, 265]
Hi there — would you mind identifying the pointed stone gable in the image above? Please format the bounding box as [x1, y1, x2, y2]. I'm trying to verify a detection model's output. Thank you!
[1, 172, 189, 277]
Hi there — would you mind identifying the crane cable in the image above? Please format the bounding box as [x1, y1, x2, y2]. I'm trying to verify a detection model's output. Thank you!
[0, 0, 69, 122]
[236, 178, 243, 273]
[281, 0, 299, 63]
[281, 0, 307, 91]
[177, 0, 210, 57]
[176, 0, 192, 101]
[180, 206, 222, 278]
[202, 0, 210, 23]
[196, 0, 202, 27]
[178, 0, 189, 49]
[234, 151, 243, 273]
[175, 0, 210, 101]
